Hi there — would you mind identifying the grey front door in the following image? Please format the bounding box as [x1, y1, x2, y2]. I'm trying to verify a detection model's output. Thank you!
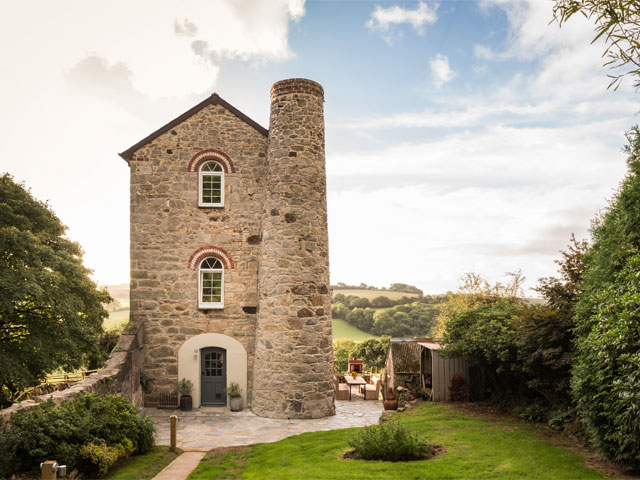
[201, 347, 226, 406]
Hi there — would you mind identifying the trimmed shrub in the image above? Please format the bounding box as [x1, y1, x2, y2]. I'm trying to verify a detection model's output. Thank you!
[0, 393, 154, 477]
[78, 438, 135, 477]
[348, 422, 429, 461]
[572, 255, 640, 468]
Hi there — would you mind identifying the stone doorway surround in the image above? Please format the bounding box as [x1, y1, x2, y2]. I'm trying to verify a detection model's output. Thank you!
[177, 333, 247, 409]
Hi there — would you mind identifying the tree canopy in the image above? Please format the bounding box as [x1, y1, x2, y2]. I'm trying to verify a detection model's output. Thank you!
[553, 0, 640, 89]
[0, 174, 110, 406]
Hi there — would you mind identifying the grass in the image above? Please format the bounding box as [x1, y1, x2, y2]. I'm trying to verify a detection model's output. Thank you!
[104, 446, 181, 479]
[104, 309, 129, 331]
[188, 403, 607, 480]
[333, 288, 420, 301]
[333, 318, 379, 342]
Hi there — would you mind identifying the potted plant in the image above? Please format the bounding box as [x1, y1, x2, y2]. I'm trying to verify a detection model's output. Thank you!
[227, 382, 243, 411]
[177, 378, 193, 411]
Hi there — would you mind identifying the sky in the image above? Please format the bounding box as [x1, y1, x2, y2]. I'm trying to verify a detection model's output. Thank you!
[1, 0, 638, 295]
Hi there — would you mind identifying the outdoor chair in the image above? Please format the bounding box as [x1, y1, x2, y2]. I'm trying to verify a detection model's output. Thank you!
[335, 377, 349, 400]
[363, 380, 380, 400]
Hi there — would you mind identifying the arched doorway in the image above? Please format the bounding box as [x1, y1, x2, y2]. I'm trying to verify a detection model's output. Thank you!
[201, 347, 226, 406]
[177, 333, 248, 409]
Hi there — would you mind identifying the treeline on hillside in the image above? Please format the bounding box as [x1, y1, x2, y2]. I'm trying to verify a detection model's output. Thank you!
[440, 127, 640, 469]
[332, 282, 424, 295]
[332, 293, 446, 337]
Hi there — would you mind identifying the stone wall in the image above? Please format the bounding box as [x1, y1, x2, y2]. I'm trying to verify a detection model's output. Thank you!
[252, 79, 336, 419]
[129, 103, 268, 403]
[0, 323, 144, 426]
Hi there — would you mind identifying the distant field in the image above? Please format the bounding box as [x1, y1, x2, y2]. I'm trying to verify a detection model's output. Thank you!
[332, 288, 420, 300]
[332, 318, 379, 342]
[104, 310, 129, 331]
[105, 284, 130, 309]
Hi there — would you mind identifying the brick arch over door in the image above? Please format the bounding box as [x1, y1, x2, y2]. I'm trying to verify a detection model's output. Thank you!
[187, 149, 236, 173]
[187, 246, 235, 270]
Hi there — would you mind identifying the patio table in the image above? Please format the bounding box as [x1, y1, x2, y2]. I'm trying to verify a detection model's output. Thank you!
[343, 375, 367, 401]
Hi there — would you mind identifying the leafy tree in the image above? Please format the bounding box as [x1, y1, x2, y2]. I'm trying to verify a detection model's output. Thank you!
[553, 0, 640, 89]
[518, 235, 589, 405]
[570, 128, 640, 467]
[388, 283, 423, 294]
[350, 296, 371, 309]
[371, 295, 394, 308]
[442, 299, 525, 399]
[351, 337, 391, 370]
[333, 338, 357, 372]
[435, 271, 524, 336]
[0, 174, 110, 406]
[572, 255, 640, 467]
[331, 302, 349, 319]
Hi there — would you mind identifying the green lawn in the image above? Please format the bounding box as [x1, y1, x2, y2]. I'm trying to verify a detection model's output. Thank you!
[333, 288, 420, 301]
[333, 318, 379, 342]
[188, 403, 607, 480]
[105, 446, 181, 479]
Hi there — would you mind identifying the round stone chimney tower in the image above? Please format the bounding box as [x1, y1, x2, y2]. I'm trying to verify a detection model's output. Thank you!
[252, 78, 335, 419]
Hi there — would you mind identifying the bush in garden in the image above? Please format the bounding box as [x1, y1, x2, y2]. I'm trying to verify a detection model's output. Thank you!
[572, 255, 640, 468]
[0, 393, 154, 477]
[78, 438, 135, 477]
[348, 422, 429, 461]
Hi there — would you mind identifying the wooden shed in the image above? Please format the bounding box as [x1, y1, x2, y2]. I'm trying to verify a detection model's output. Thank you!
[384, 338, 470, 402]
[418, 341, 469, 402]
[384, 338, 422, 392]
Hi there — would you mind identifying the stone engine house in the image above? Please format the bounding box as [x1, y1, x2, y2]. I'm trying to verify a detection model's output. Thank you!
[119, 78, 335, 419]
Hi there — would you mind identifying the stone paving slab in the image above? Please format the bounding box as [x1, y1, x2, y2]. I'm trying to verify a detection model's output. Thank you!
[152, 451, 205, 480]
[147, 399, 383, 450]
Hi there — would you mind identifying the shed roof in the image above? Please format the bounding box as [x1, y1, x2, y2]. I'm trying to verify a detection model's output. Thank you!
[389, 341, 421, 373]
[118, 93, 268, 163]
[418, 342, 442, 351]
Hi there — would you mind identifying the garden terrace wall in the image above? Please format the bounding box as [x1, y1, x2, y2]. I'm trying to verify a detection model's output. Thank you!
[0, 323, 144, 426]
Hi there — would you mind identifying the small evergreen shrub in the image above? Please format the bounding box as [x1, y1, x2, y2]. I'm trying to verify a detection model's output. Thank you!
[348, 422, 429, 461]
[226, 382, 242, 398]
[0, 393, 154, 477]
[78, 438, 135, 476]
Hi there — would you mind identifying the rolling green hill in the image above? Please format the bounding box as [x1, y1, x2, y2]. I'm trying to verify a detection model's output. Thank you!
[332, 288, 420, 300]
[332, 318, 379, 342]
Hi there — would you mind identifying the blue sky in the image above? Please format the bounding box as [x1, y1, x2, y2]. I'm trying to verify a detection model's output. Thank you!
[1, 0, 637, 294]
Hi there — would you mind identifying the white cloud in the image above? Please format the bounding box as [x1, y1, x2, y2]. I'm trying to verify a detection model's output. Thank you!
[0, 0, 305, 285]
[327, 120, 628, 294]
[429, 53, 456, 88]
[0, 0, 305, 99]
[366, 1, 438, 44]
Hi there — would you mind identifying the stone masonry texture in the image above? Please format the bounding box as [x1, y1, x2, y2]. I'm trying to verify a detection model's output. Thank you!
[127, 78, 335, 419]
[252, 79, 336, 418]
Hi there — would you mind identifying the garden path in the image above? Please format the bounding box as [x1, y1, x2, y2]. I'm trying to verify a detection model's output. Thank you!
[148, 398, 383, 451]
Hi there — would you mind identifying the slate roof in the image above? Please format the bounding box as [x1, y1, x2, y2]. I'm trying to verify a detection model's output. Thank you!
[118, 93, 268, 163]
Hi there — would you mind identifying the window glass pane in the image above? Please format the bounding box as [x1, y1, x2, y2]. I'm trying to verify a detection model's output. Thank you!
[202, 161, 222, 172]
[202, 173, 222, 204]
[201, 257, 223, 269]
[201, 271, 222, 303]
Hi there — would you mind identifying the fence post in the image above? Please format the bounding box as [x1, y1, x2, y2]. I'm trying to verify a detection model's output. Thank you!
[170, 415, 177, 452]
[41, 461, 57, 480]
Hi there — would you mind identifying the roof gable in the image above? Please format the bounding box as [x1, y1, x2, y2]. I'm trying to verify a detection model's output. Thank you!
[118, 93, 268, 163]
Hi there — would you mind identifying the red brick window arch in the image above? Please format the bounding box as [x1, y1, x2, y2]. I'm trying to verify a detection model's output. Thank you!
[187, 246, 235, 310]
[187, 149, 236, 209]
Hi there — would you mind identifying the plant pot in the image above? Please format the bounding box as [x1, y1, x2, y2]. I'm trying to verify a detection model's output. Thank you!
[179, 395, 192, 411]
[229, 396, 242, 412]
[383, 387, 398, 411]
